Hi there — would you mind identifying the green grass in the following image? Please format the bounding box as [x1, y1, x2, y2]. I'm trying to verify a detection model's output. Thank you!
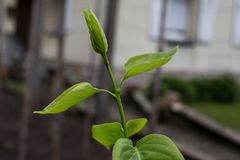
[189, 100, 240, 132]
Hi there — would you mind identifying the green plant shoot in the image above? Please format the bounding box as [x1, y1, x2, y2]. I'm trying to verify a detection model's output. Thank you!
[34, 9, 184, 160]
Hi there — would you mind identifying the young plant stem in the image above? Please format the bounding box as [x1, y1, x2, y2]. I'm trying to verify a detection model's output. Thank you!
[102, 56, 128, 138]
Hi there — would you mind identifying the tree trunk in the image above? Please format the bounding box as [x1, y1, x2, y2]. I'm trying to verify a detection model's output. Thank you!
[18, 0, 45, 160]
[49, 1, 68, 160]
[0, 0, 6, 67]
[149, 0, 168, 132]
[0, 0, 6, 94]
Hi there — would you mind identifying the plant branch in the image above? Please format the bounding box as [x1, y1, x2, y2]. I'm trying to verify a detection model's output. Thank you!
[102, 56, 128, 138]
[99, 89, 116, 98]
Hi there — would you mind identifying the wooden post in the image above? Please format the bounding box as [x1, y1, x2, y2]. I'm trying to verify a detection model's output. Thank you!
[95, 0, 119, 122]
[18, 0, 46, 160]
[0, 0, 6, 94]
[149, 0, 168, 131]
[49, 0, 67, 160]
[0, 0, 6, 67]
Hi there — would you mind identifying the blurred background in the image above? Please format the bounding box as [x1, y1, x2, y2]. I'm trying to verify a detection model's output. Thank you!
[0, 0, 240, 159]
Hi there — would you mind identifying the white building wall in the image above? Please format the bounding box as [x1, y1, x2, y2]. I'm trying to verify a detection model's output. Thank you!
[113, 0, 158, 68]
[42, 0, 240, 77]
[114, 0, 240, 75]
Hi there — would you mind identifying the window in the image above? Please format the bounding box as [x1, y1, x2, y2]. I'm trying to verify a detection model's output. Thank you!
[149, 0, 199, 44]
[63, 0, 73, 32]
[232, 0, 240, 46]
[149, 0, 217, 44]
[197, 0, 218, 43]
[165, 0, 188, 42]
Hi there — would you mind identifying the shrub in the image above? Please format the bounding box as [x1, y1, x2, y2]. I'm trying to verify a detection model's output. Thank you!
[161, 77, 197, 102]
[192, 76, 239, 103]
[146, 76, 239, 103]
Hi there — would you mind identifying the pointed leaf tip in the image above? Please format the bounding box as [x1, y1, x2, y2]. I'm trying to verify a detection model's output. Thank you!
[33, 111, 42, 114]
[34, 82, 101, 114]
[121, 47, 178, 84]
[126, 118, 147, 137]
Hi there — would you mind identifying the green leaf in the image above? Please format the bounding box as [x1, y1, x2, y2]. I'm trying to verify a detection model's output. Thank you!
[34, 82, 101, 114]
[92, 118, 148, 149]
[121, 47, 178, 83]
[113, 134, 185, 160]
[126, 118, 147, 137]
[84, 9, 108, 55]
[92, 122, 124, 149]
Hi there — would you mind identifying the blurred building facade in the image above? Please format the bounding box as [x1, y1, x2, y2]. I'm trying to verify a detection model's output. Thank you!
[1, 0, 240, 79]
[1, 1, 240, 160]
